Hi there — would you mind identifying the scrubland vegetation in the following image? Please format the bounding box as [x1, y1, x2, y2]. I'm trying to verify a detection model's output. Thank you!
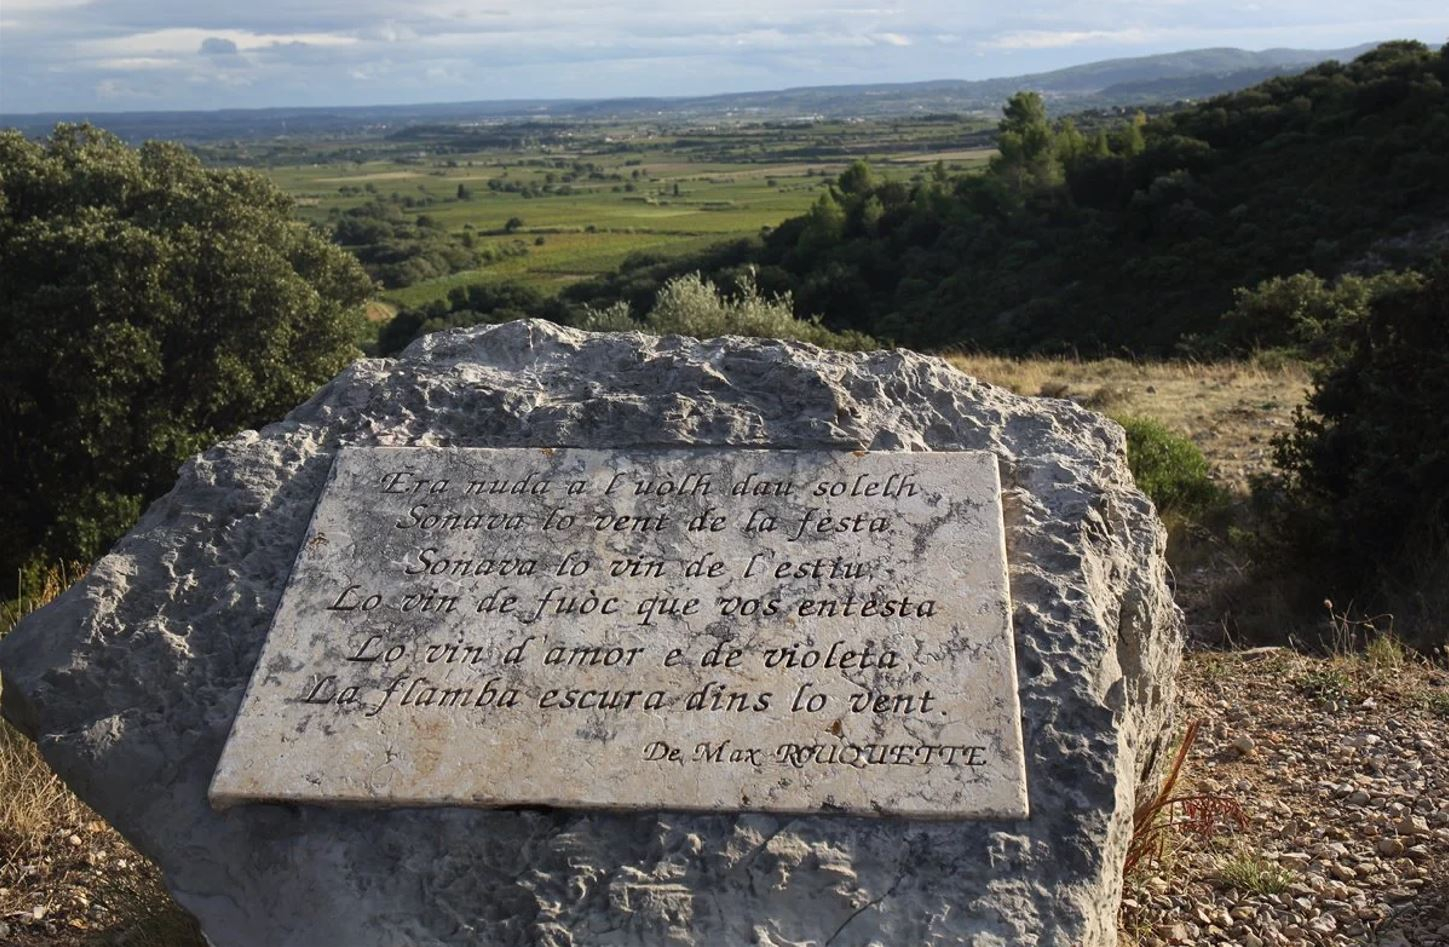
[556, 42, 1449, 354]
[0, 126, 372, 586]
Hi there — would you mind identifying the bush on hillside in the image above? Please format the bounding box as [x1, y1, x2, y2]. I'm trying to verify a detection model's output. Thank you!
[1270, 255, 1449, 645]
[580, 271, 876, 350]
[1217, 269, 1424, 356]
[378, 271, 876, 354]
[333, 198, 525, 288]
[1115, 416, 1224, 520]
[0, 125, 373, 587]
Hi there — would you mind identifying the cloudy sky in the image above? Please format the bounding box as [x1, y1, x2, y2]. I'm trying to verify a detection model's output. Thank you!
[1, 1, 1445, 114]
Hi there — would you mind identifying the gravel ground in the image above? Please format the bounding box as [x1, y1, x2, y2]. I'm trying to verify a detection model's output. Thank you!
[1124, 647, 1449, 947]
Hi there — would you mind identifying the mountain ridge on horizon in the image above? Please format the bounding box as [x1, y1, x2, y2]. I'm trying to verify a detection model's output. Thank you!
[0, 41, 1386, 141]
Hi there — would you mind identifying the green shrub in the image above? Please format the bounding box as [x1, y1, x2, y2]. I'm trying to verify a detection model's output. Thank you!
[631, 271, 874, 349]
[379, 269, 876, 357]
[577, 270, 875, 349]
[1114, 416, 1223, 519]
[1218, 269, 1423, 356]
[1270, 254, 1449, 646]
[0, 125, 373, 584]
[576, 301, 640, 333]
[1217, 853, 1295, 895]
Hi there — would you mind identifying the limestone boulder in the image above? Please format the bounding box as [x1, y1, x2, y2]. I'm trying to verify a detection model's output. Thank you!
[1, 320, 1182, 946]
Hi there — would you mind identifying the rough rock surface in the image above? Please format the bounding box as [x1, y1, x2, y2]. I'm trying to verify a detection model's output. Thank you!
[0, 321, 1182, 947]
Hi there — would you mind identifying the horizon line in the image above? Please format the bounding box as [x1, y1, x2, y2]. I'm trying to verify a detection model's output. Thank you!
[0, 39, 1393, 121]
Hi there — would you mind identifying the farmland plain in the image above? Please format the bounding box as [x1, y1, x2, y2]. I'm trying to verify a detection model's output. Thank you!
[236, 117, 997, 307]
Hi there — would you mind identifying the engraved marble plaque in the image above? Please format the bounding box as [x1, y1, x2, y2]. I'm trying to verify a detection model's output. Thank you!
[210, 447, 1028, 818]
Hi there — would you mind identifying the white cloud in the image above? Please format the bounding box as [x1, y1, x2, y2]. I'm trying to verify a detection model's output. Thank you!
[94, 78, 154, 101]
[94, 57, 182, 70]
[363, 21, 419, 43]
[78, 27, 358, 59]
[983, 28, 1154, 50]
[873, 32, 913, 46]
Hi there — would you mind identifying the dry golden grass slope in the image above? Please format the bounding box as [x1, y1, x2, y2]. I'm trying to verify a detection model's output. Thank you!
[946, 354, 1311, 492]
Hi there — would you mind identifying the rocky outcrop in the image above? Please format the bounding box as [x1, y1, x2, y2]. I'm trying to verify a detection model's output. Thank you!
[0, 320, 1182, 946]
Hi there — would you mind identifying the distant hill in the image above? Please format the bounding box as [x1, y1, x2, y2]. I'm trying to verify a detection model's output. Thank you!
[0, 43, 1382, 142]
[1008, 44, 1382, 93]
[663, 44, 1381, 116]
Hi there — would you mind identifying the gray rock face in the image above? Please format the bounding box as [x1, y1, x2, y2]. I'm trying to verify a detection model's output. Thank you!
[0, 321, 1182, 947]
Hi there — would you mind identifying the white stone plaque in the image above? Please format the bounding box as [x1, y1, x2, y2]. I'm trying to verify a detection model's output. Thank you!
[211, 447, 1028, 818]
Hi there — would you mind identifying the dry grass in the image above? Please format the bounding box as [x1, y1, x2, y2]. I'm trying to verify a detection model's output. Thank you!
[1, 570, 85, 888]
[1, 568, 203, 947]
[946, 354, 1311, 492]
[0, 722, 90, 880]
[945, 354, 1322, 647]
[1124, 720, 1246, 882]
[363, 299, 398, 324]
[1215, 851, 1296, 895]
[1291, 625, 1447, 711]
